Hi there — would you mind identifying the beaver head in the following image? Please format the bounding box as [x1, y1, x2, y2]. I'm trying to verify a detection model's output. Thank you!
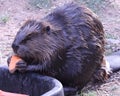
[12, 20, 65, 64]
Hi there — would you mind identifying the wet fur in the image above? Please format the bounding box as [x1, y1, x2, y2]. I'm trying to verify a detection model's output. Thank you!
[11, 3, 105, 95]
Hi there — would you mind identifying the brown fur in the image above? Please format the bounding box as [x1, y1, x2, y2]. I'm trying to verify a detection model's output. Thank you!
[10, 3, 108, 95]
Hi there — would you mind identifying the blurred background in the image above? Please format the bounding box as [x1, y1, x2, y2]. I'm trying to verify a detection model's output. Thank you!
[0, 0, 120, 96]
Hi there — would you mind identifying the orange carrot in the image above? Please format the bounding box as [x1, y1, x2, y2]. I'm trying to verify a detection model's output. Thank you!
[9, 55, 22, 73]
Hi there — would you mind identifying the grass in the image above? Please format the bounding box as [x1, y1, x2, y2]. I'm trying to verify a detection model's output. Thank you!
[75, 0, 114, 14]
[0, 15, 9, 24]
[29, 0, 53, 9]
[80, 91, 97, 96]
[105, 33, 118, 39]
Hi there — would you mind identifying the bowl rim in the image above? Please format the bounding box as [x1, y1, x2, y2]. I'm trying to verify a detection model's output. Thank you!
[42, 78, 64, 96]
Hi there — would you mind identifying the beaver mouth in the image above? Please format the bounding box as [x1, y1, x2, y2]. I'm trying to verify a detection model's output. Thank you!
[12, 48, 33, 64]
[16, 54, 39, 65]
[15, 49, 43, 65]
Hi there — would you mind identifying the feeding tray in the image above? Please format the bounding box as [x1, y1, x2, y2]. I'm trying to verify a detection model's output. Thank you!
[0, 65, 64, 96]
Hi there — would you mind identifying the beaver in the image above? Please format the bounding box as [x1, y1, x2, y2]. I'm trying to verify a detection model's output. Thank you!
[8, 3, 112, 95]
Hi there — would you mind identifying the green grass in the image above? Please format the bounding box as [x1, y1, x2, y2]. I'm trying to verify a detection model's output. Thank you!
[105, 33, 118, 39]
[29, 0, 53, 9]
[75, 0, 114, 14]
[0, 15, 9, 24]
[80, 91, 97, 96]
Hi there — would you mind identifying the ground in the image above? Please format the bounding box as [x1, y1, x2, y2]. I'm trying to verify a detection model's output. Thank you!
[0, 0, 120, 96]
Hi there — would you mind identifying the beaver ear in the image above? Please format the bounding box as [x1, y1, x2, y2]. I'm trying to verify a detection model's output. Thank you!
[43, 26, 51, 35]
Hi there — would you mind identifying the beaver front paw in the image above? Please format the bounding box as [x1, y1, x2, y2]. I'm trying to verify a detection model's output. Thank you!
[16, 60, 27, 72]
[8, 55, 27, 73]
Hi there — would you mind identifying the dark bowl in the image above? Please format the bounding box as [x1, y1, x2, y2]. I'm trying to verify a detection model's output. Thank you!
[0, 65, 64, 96]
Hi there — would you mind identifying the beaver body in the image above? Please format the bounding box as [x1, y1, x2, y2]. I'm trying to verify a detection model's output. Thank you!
[10, 3, 108, 95]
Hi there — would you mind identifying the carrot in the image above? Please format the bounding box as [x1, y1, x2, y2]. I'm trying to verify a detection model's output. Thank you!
[9, 55, 22, 73]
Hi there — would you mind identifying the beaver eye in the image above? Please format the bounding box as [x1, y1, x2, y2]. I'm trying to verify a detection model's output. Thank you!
[27, 34, 33, 39]
[21, 33, 36, 43]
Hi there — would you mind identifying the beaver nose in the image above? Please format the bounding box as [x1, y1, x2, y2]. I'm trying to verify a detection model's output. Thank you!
[12, 43, 19, 51]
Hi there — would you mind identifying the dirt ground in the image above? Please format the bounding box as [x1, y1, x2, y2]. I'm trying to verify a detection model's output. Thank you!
[0, 0, 120, 96]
